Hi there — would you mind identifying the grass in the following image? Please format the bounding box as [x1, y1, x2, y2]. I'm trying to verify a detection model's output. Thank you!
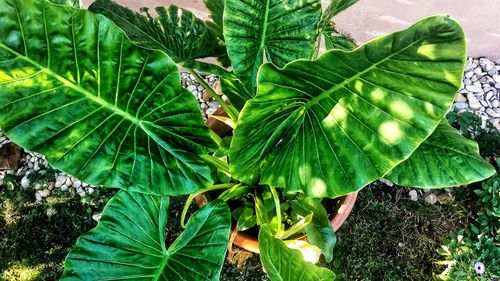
[0, 177, 474, 280]
[327, 183, 472, 280]
[0, 180, 114, 281]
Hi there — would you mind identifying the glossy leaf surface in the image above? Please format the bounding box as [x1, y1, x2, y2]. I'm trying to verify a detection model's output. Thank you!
[220, 76, 253, 111]
[291, 198, 336, 261]
[386, 121, 495, 188]
[62, 191, 231, 280]
[0, 0, 216, 195]
[89, 0, 226, 71]
[259, 225, 336, 281]
[324, 26, 356, 51]
[230, 16, 466, 197]
[223, 0, 322, 91]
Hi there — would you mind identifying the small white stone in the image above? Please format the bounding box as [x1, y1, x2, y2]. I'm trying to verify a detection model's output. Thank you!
[33, 183, 42, 190]
[77, 189, 86, 197]
[20, 175, 30, 189]
[492, 74, 500, 83]
[73, 180, 81, 188]
[33, 162, 40, 172]
[379, 178, 394, 187]
[464, 71, 473, 78]
[92, 212, 102, 222]
[453, 102, 469, 110]
[206, 108, 217, 116]
[65, 177, 73, 187]
[409, 190, 418, 201]
[87, 187, 95, 195]
[467, 93, 482, 110]
[425, 194, 438, 205]
[485, 91, 494, 101]
[39, 189, 50, 198]
[186, 85, 197, 92]
[486, 108, 500, 118]
[455, 94, 467, 103]
[35, 191, 42, 201]
[60, 184, 68, 192]
[492, 100, 499, 108]
[55, 175, 66, 187]
[466, 84, 483, 93]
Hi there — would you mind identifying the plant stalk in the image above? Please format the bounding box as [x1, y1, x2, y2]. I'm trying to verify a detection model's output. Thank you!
[269, 185, 283, 236]
[188, 69, 239, 122]
[199, 154, 230, 174]
[180, 183, 237, 228]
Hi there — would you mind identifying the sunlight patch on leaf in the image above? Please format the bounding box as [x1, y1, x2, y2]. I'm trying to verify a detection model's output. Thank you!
[379, 121, 403, 144]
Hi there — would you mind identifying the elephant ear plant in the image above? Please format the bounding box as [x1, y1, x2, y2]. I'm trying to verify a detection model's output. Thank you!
[0, 0, 496, 279]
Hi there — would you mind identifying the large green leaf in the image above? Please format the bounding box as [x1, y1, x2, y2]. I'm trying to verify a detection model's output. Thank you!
[220, 76, 253, 111]
[223, 0, 322, 91]
[48, 0, 80, 7]
[386, 121, 496, 188]
[230, 16, 466, 198]
[291, 198, 336, 262]
[205, 0, 224, 36]
[259, 225, 336, 281]
[0, 0, 216, 195]
[62, 191, 231, 280]
[88, 0, 228, 73]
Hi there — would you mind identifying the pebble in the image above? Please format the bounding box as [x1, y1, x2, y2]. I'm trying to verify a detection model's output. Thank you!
[20, 175, 30, 189]
[409, 190, 418, 201]
[92, 212, 102, 222]
[73, 180, 82, 188]
[455, 94, 467, 103]
[379, 178, 394, 187]
[55, 175, 66, 187]
[467, 93, 482, 110]
[454, 102, 468, 110]
[425, 194, 438, 205]
[39, 189, 50, 198]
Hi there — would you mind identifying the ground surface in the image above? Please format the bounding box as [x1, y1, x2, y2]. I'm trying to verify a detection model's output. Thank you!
[0, 179, 476, 280]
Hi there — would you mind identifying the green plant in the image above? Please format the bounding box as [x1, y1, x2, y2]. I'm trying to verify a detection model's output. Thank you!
[447, 110, 500, 157]
[0, 0, 496, 280]
[435, 173, 499, 280]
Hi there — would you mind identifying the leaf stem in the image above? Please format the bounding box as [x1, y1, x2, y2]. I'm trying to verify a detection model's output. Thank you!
[180, 183, 236, 228]
[188, 69, 239, 122]
[218, 184, 253, 201]
[269, 185, 283, 236]
[199, 154, 229, 174]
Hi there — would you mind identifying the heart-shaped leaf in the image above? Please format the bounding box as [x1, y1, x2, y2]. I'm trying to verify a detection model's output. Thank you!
[230, 16, 466, 197]
[0, 0, 216, 195]
[223, 0, 322, 91]
[385, 121, 495, 187]
[89, 0, 228, 73]
[259, 225, 336, 281]
[62, 191, 231, 280]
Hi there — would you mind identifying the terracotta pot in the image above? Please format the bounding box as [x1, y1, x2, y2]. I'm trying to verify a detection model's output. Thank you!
[198, 107, 359, 253]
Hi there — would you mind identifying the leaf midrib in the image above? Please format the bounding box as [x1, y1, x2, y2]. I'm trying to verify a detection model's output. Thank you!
[304, 38, 424, 110]
[0, 42, 142, 126]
